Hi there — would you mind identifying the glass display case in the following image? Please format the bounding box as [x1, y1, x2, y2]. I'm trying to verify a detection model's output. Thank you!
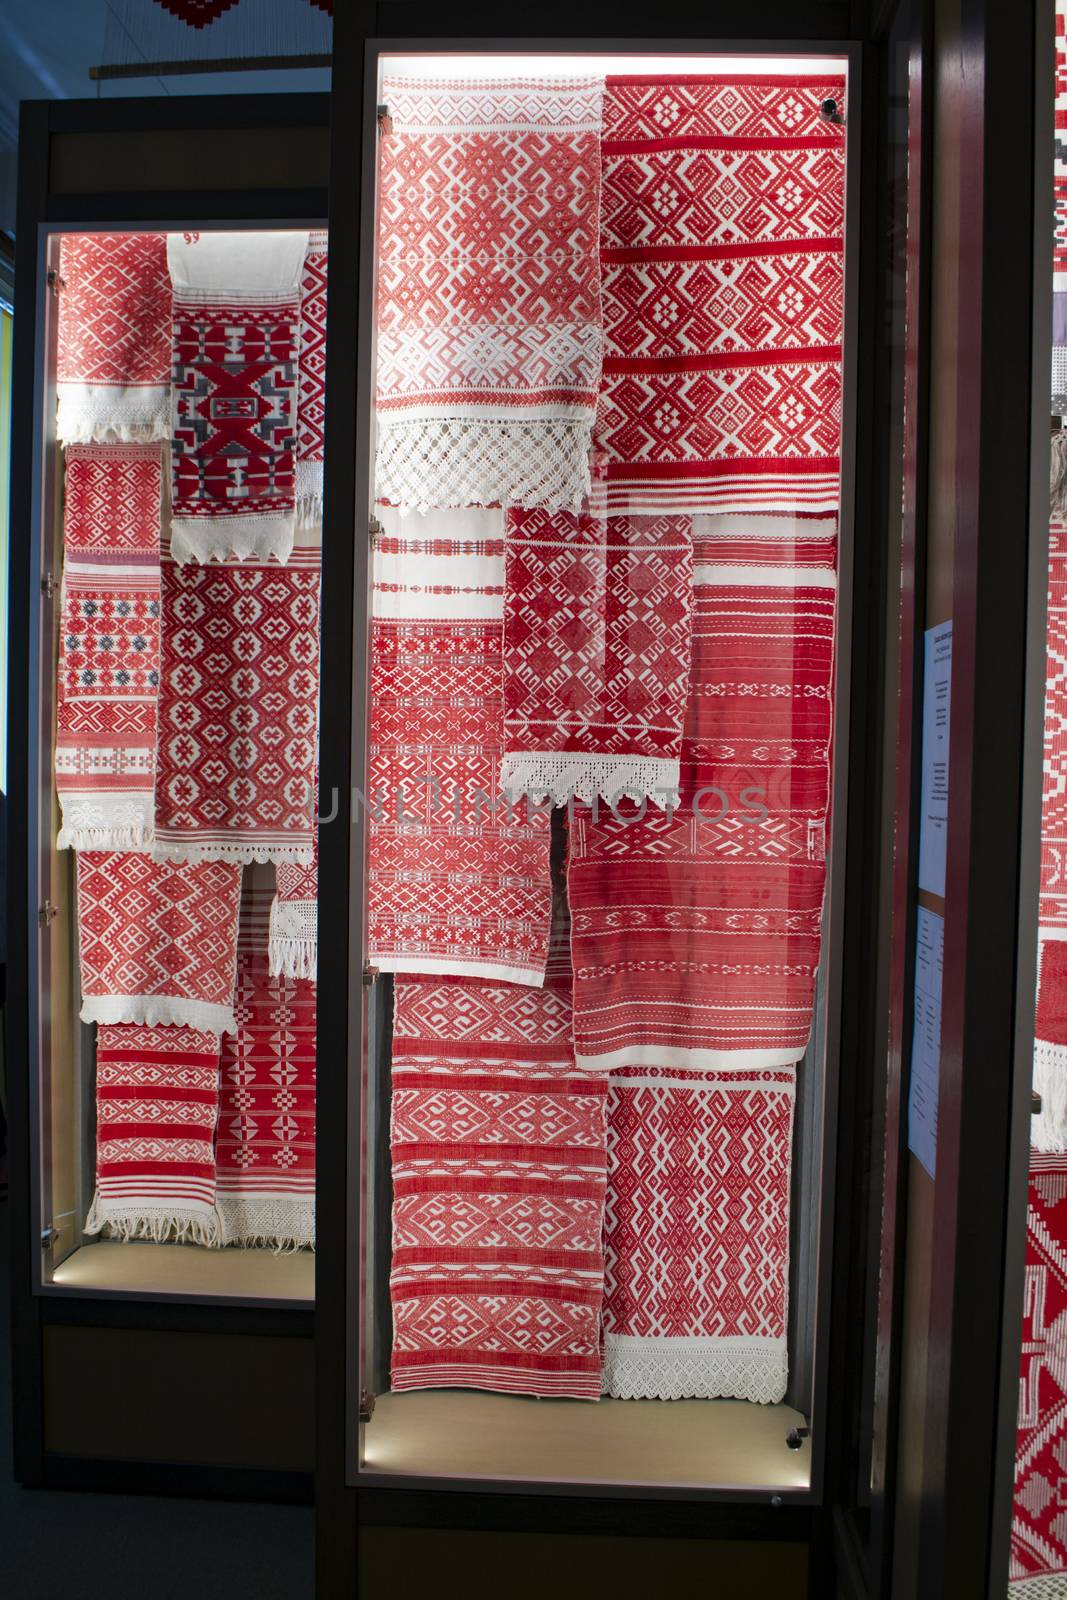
[345, 40, 861, 1505]
[8, 90, 329, 1496]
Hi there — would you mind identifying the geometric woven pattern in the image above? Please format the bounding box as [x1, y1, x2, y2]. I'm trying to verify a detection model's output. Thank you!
[596, 75, 845, 515]
[85, 1022, 222, 1247]
[390, 973, 608, 1398]
[216, 872, 316, 1249]
[56, 232, 171, 443]
[1011, 1154, 1067, 1585]
[375, 77, 604, 513]
[568, 517, 837, 1070]
[1035, 521, 1067, 1152]
[168, 231, 308, 564]
[152, 529, 321, 865]
[500, 504, 693, 805]
[295, 230, 328, 523]
[76, 849, 243, 1035]
[367, 510, 553, 985]
[56, 444, 162, 851]
[601, 1064, 795, 1402]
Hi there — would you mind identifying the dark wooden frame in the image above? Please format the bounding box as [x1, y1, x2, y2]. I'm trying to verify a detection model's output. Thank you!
[6, 90, 329, 1503]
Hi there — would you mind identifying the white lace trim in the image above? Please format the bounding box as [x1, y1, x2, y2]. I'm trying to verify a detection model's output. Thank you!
[499, 753, 681, 808]
[1008, 1576, 1067, 1596]
[150, 839, 315, 868]
[268, 896, 317, 980]
[375, 417, 593, 514]
[85, 1192, 222, 1248]
[218, 1194, 315, 1252]
[56, 383, 170, 445]
[369, 953, 546, 987]
[170, 514, 296, 567]
[295, 459, 323, 527]
[601, 1335, 788, 1405]
[57, 801, 155, 854]
[1032, 1041, 1067, 1152]
[81, 994, 238, 1036]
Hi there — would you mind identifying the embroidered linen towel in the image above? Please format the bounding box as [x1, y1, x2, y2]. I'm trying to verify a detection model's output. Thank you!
[601, 1064, 795, 1402]
[596, 76, 845, 515]
[152, 523, 320, 866]
[216, 869, 316, 1250]
[367, 507, 553, 986]
[390, 974, 608, 1398]
[375, 77, 604, 513]
[500, 503, 692, 806]
[568, 515, 837, 1071]
[55, 443, 162, 851]
[84, 1023, 222, 1248]
[76, 850, 243, 1034]
[269, 843, 318, 981]
[1010, 1153, 1067, 1582]
[1034, 519, 1067, 1149]
[168, 230, 309, 564]
[296, 230, 328, 525]
[56, 233, 171, 444]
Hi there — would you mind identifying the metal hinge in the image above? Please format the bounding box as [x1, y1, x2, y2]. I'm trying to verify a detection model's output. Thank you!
[41, 572, 57, 600]
[40, 1225, 59, 1249]
[46, 268, 64, 295]
[369, 516, 384, 545]
[359, 1388, 376, 1424]
[38, 900, 58, 928]
[1033, 1090, 1044, 1116]
[376, 104, 392, 137]
[785, 1426, 810, 1451]
[362, 963, 380, 988]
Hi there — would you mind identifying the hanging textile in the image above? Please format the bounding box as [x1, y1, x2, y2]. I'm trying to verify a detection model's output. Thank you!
[367, 507, 553, 985]
[1034, 519, 1067, 1150]
[595, 75, 845, 516]
[499, 503, 693, 807]
[56, 233, 172, 445]
[601, 1063, 795, 1402]
[1010, 1153, 1067, 1587]
[168, 230, 309, 565]
[84, 1023, 222, 1247]
[389, 972, 608, 1398]
[295, 230, 328, 525]
[268, 841, 317, 981]
[1055, 3, 1067, 412]
[374, 76, 604, 514]
[216, 870, 316, 1249]
[151, 522, 321, 865]
[55, 443, 162, 851]
[568, 514, 837, 1071]
[76, 850, 243, 1034]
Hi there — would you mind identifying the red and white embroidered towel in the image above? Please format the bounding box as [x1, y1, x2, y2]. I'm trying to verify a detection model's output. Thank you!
[596, 76, 845, 516]
[367, 507, 552, 985]
[602, 1065, 795, 1402]
[568, 515, 837, 1070]
[84, 1023, 222, 1247]
[168, 230, 309, 565]
[390, 974, 608, 1398]
[77, 850, 242, 1034]
[55, 444, 162, 851]
[375, 77, 604, 514]
[269, 840, 317, 981]
[152, 523, 321, 865]
[1010, 1153, 1067, 1584]
[501, 504, 693, 805]
[217, 870, 316, 1250]
[1034, 520, 1067, 1149]
[56, 233, 171, 444]
[296, 230, 328, 526]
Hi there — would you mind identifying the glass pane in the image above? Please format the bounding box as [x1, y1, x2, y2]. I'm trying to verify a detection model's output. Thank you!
[356, 48, 851, 1492]
[35, 226, 323, 1303]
